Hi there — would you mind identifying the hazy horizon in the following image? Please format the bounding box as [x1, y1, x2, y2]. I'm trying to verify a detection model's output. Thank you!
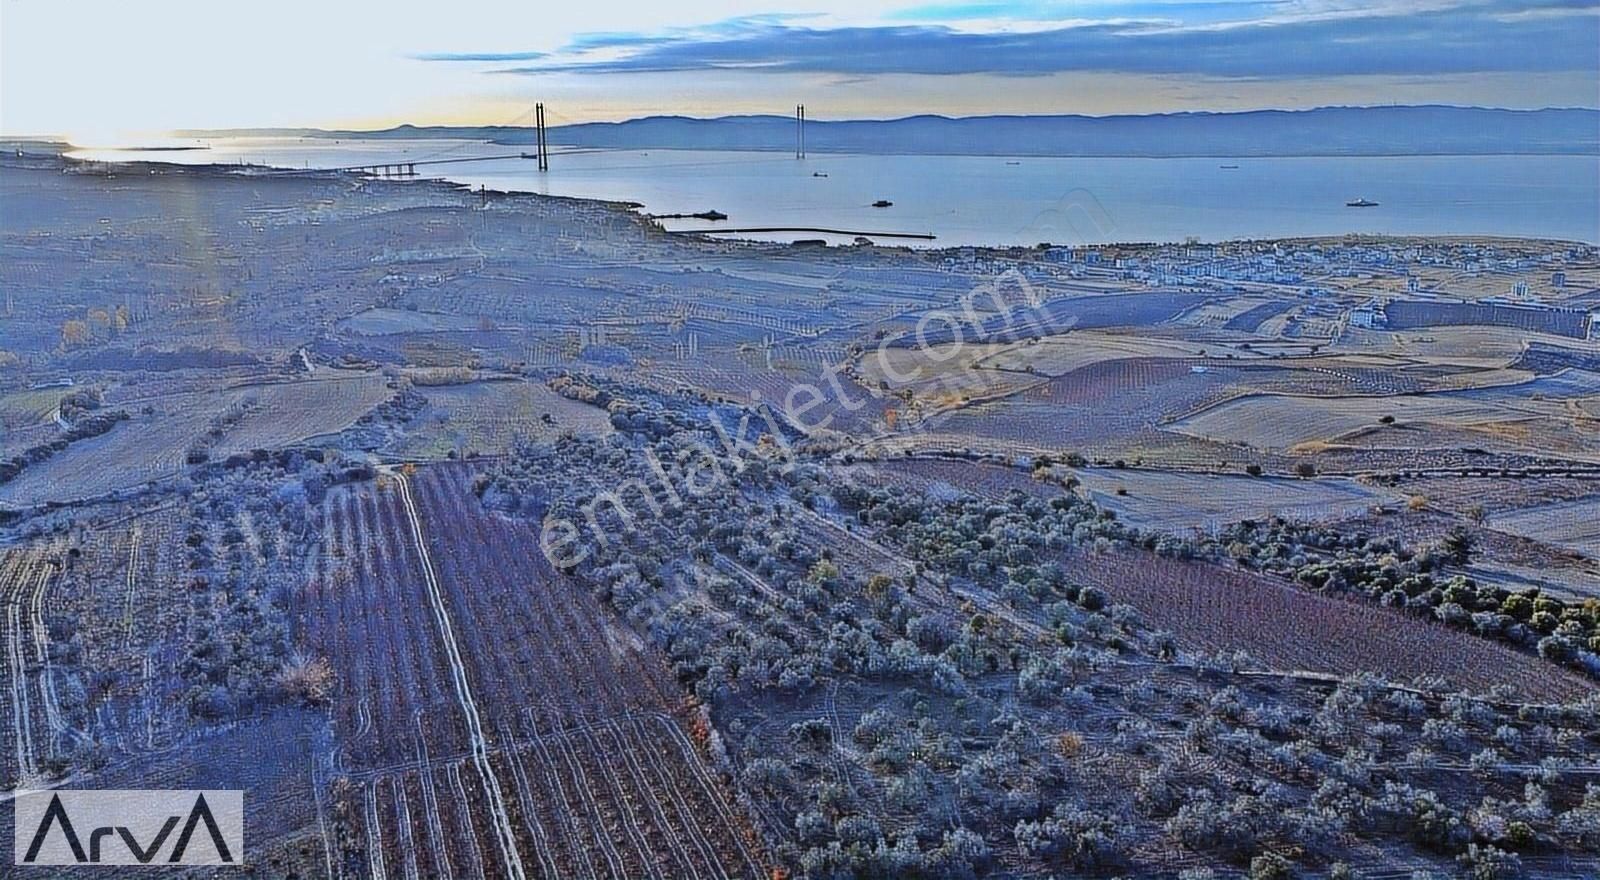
[4, 0, 1596, 143]
[13, 103, 1581, 151]
[159, 103, 1600, 135]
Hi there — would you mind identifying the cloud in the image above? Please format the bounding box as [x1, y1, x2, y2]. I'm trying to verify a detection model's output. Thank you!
[886, 0, 1285, 24]
[419, 14, 829, 61]
[455, 0, 1598, 79]
[412, 50, 549, 62]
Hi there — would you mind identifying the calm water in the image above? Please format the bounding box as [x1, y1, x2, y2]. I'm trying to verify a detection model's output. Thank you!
[71, 137, 1600, 247]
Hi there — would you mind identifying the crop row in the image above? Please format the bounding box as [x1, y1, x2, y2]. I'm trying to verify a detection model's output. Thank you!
[1063, 548, 1596, 700]
[307, 463, 763, 878]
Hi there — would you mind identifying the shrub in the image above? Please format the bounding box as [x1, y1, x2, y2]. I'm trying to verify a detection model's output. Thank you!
[1457, 843, 1522, 880]
[1249, 852, 1293, 880]
[275, 653, 334, 706]
[789, 718, 833, 748]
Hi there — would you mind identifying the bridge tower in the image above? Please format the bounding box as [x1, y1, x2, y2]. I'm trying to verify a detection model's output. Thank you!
[536, 103, 548, 172]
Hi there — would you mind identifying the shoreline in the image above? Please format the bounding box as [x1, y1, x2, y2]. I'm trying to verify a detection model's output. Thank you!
[10, 139, 1599, 252]
[500, 146, 1600, 160]
[55, 137, 1600, 161]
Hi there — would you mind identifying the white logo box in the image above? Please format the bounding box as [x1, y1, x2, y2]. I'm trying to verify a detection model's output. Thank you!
[13, 789, 244, 867]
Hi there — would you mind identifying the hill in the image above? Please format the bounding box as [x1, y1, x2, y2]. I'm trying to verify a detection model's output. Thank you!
[184, 106, 1600, 157]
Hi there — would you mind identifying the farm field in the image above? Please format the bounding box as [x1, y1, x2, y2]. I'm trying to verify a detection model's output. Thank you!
[1063, 549, 1596, 701]
[929, 358, 1227, 448]
[971, 329, 1255, 375]
[913, 352, 1459, 465]
[1391, 475, 1600, 517]
[1167, 387, 1598, 458]
[218, 372, 397, 452]
[1172, 295, 1283, 328]
[840, 458, 1065, 501]
[304, 464, 763, 879]
[0, 422, 57, 459]
[0, 486, 335, 875]
[890, 291, 1215, 348]
[1074, 469, 1393, 530]
[1339, 325, 1600, 368]
[0, 544, 63, 790]
[1468, 557, 1600, 603]
[1488, 496, 1600, 558]
[0, 371, 393, 505]
[0, 385, 70, 430]
[390, 379, 616, 458]
[850, 340, 1049, 411]
[650, 358, 896, 434]
[338, 307, 503, 336]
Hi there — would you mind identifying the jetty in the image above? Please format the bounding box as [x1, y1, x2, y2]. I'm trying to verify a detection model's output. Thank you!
[667, 226, 935, 241]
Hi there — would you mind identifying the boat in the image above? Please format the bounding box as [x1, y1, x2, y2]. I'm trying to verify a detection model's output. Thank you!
[812, 171, 828, 177]
[1005, 161, 1021, 166]
[647, 209, 728, 221]
[1219, 164, 1239, 170]
[872, 200, 893, 208]
[1346, 198, 1379, 207]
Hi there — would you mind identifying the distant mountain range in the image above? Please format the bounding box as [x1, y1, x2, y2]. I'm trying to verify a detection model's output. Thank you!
[183, 106, 1600, 157]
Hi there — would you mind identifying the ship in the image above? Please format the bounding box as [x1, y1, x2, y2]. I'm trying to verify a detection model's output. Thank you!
[649, 209, 728, 221]
[1346, 198, 1379, 207]
[872, 199, 893, 208]
[1219, 164, 1239, 170]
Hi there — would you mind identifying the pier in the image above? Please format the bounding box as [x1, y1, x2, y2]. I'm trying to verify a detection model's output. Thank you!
[669, 226, 936, 241]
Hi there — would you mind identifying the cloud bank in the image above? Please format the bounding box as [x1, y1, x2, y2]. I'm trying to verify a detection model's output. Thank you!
[419, 0, 1600, 80]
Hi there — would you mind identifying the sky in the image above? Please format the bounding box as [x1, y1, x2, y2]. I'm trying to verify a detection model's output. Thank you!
[2, 0, 1596, 141]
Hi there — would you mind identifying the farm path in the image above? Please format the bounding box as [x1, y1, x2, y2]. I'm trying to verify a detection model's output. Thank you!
[395, 469, 528, 880]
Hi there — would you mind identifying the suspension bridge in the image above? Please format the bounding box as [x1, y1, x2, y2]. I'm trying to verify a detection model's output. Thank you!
[322, 101, 819, 178]
[333, 149, 611, 178]
[288, 104, 933, 239]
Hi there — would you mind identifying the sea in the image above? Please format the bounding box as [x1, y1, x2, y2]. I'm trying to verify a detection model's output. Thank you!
[69, 137, 1600, 248]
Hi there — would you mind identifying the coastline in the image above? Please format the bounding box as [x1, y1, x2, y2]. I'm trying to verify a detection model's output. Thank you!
[9, 138, 1599, 253]
[164, 105, 1600, 158]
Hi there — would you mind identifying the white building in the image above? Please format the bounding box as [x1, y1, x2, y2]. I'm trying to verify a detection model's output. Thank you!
[1349, 301, 1388, 329]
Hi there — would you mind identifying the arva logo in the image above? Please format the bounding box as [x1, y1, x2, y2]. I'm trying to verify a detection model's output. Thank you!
[13, 790, 244, 867]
